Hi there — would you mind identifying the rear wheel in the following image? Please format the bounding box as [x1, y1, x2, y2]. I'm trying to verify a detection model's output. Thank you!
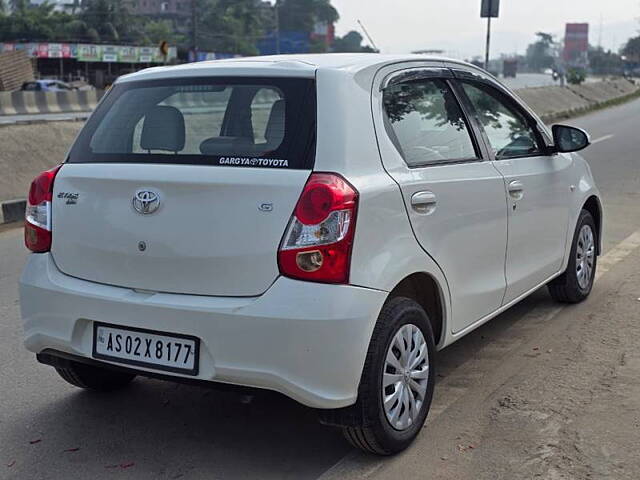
[548, 209, 597, 303]
[341, 297, 436, 455]
[55, 361, 136, 392]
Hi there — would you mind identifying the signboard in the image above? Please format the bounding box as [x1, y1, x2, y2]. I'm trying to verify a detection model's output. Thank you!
[119, 46, 138, 63]
[1, 42, 176, 63]
[37, 43, 49, 58]
[48, 43, 63, 58]
[102, 45, 119, 62]
[564, 23, 589, 65]
[139, 47, 154, 63]
[78, 44, 101, 62]
[481, 0, 500, 18]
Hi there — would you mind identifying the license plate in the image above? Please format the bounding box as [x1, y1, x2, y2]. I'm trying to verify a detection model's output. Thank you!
[92, 323, 199, 375]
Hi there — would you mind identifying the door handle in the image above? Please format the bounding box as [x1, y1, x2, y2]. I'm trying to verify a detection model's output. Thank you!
[411, 191, 437, 214]
[508, 180, 524, 200]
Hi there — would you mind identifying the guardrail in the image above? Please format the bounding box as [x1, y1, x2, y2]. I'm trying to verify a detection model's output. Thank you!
[0, 89, 105, 116]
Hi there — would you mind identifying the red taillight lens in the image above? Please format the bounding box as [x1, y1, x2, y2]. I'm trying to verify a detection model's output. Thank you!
[279, 173, 358, 284]
[25, 165, 62, 253]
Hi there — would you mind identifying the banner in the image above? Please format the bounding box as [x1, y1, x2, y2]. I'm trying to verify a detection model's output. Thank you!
[101, 45, 119, 62]
[138, 47, 154, 63]
[119, 46, 138, 63]
[2, 42, 176, 63]
[77, 44, 101, 62]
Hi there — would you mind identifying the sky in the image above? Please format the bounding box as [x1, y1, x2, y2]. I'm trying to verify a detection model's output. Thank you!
[331, 0, 640, 59]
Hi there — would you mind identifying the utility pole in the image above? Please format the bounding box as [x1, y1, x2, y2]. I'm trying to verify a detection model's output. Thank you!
[191, 0, 198, 59]
[485, 15, 491, 70]
[274, 0, 280, 54]
[480, 0, 500, 70]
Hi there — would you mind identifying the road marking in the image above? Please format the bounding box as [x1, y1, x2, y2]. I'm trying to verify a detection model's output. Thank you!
[591, 134, 615, 145]
[318, 228, 640, 480]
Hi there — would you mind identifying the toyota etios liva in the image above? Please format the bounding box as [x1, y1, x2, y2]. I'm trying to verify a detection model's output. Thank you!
[20, 54, 602, 455]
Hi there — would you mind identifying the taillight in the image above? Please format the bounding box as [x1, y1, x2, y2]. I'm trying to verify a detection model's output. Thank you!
[278, 173, 358, 283]
[25, 165, 62, 253]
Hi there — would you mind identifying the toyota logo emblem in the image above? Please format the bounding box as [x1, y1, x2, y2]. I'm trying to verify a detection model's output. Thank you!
[132, 189, 160, 215]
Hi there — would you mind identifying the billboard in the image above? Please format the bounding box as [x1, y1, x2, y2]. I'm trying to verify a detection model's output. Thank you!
[0, 42, 177, 63]
[564, 23, 589, 66]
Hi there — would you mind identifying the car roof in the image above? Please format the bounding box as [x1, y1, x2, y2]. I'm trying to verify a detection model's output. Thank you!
[117, 53, 480, 84]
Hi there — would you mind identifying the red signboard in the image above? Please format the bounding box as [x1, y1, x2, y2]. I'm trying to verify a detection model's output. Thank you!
[564, 23, 589, 64]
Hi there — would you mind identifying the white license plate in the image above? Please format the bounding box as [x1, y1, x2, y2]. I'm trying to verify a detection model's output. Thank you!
[93, 323, 199, 375]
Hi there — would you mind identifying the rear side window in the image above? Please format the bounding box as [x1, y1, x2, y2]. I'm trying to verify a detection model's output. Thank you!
[382, 78, 478, 166]
[69, 77, 316, 169]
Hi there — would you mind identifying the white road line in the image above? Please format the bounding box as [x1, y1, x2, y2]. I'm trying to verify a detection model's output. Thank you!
[318, 228, 640, 480]
[591, 134, 615, 145]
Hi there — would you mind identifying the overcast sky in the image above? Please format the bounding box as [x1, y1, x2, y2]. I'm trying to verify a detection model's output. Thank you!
[331, 0, 640, 59]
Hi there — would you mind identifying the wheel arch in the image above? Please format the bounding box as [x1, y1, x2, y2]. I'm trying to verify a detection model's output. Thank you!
[386, 272, 447, 347]
[582, 195, 603, 255]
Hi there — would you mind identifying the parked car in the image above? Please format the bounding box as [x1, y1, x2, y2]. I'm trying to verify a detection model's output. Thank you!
[20, 54, 602, 455]
[21, 79, 76, 92]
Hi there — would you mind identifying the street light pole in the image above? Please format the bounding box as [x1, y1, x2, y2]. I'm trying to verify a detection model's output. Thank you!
[275, 0, 281, 54]
[485, 15, 491, 70]
[191, 0, 198, 58]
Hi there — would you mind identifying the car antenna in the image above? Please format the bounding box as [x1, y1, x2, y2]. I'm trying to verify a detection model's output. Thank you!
[357, 19, 380, 53]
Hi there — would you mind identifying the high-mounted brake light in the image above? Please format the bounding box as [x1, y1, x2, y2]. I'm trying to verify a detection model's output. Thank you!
[278, 173, 358, 283]
[24, 165, 62, 253]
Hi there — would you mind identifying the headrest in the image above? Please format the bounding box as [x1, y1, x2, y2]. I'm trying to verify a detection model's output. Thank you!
[140, 105, 185, 153]
[264, 99, 285, 144]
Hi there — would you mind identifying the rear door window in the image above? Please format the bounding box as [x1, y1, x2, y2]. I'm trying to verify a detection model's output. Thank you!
[382, 78, 479, 166]
[69, 77, 316, 169]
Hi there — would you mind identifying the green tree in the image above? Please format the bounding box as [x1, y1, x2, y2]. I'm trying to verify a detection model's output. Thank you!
[143, 19, 184, 46]
[332, 30, 375, 53]
[0, 1, 73, 42]
[197, 0, 267, 55]
[525, 32, 556, 72]
[588, 47, 623, 75]
[277, 0, 338, 33]
[79, 0, 145, 43]
[622, 36, 640, 62]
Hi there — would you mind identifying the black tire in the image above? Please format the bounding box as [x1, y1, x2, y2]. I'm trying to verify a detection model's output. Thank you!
[55, 361, 136, 392]
[548, 209, 597, 303]
[341, 297, 436, 455]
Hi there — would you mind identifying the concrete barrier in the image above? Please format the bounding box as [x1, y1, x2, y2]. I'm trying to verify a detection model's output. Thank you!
[514, 78, 640, 122]
[0, 79, 639, 223]
[0, 89, 104, 116]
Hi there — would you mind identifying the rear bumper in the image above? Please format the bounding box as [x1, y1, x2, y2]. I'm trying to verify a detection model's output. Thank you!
[19, 254, 386, 409]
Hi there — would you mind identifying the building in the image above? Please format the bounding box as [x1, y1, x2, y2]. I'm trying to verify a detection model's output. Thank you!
[132, 0, 191, 17]
[564, 23, 589, 68]
[29, 0, 77, 13]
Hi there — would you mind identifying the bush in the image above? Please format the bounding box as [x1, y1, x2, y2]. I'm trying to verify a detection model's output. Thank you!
[566, 68, 587, 85]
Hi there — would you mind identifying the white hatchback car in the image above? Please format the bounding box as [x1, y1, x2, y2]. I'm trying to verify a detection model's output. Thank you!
[20, 54, 602, 455]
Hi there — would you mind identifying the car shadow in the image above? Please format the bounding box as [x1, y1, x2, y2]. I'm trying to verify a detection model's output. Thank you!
[4, 377, 350, 479]
[4, 289, 559, 480]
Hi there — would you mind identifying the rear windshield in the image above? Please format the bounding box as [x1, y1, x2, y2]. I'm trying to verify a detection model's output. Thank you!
[68, 77, 316, 169]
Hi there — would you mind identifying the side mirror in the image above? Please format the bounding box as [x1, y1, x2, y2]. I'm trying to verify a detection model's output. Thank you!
[552, 125, 591, 153]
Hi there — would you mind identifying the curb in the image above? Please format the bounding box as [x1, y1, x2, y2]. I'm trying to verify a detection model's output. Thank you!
[539, 88, 640, 123]
[0, 199, 26, 225]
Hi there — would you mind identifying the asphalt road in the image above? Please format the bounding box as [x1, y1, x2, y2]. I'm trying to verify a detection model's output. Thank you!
[1, 98, 639, 479]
